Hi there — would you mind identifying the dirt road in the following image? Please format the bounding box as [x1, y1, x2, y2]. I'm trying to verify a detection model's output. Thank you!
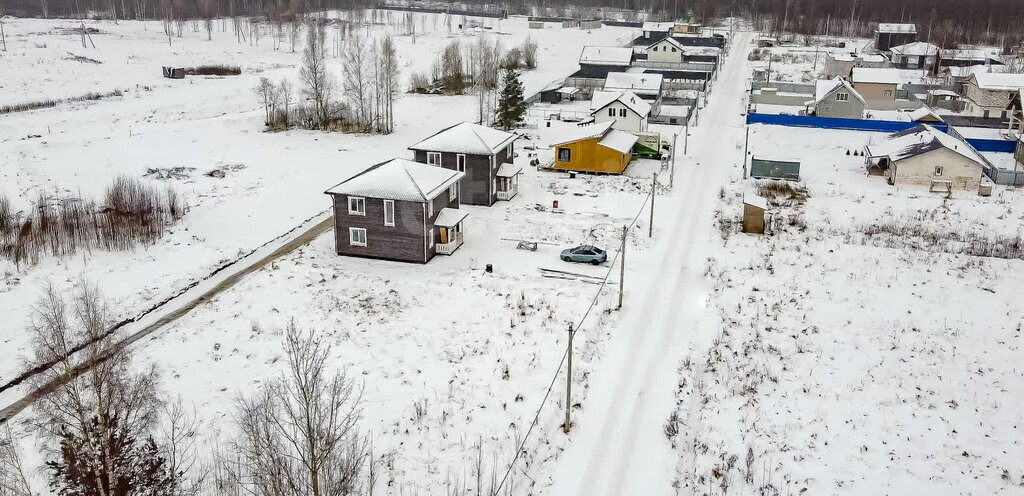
[548, 31, 754, 495]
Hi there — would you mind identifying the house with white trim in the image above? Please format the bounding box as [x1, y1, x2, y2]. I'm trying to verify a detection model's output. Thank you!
[590, 90, 652, 132]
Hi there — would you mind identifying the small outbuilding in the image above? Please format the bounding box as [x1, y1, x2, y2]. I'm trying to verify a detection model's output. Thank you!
[742, 195, 768, 234]
[162, 66, 185, 79]
[750, 157, 801, 181]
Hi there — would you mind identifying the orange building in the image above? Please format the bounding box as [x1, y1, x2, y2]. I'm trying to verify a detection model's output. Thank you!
[550, 121, 638, 174]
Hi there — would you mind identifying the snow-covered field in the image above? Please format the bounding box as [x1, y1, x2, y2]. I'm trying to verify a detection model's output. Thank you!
[671, 122, 1024, 494]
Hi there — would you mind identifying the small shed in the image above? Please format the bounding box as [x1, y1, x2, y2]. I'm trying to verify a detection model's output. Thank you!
[529, 21, 544, 29]
[562, 20, 580, 28]
[742, 195, 768, 234]
[162, 66, 185, 79]
[750, 157, 801, 181]
[580, 19, 602, 30]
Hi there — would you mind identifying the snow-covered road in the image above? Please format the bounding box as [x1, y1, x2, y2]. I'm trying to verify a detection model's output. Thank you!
[548, 31, 754, 495]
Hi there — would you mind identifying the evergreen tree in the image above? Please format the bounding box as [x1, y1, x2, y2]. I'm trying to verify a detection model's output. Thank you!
[495, 68, 526, 131]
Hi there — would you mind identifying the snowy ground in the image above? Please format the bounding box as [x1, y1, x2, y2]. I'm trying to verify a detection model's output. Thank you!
[0, 12, 687, 494]
[670, 122, 1024, 494]
[0, 13, 635, 384]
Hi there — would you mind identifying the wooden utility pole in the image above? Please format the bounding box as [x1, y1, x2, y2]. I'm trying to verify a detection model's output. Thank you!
[669, 133, 677, 188]
[564, 323, 574, 434]
[743, 126, 750, 179]
[649, 173, 657, 238]
[617, 225, 626, 309]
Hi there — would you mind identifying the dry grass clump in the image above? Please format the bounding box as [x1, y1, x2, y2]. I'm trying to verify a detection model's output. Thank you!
[755, 180, 809, 206]
[0, 89, 124, 115]
[185, 65, 242, 76]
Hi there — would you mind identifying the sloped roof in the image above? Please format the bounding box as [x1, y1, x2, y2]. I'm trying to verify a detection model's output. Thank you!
[648, 36, 684, 51]
[889, 42, 939, 56]
[971, 72, 1024, 91]
[409, 122, 517, 155]
[907, 106, 943, 122]
[552, 121, 614, 147]
[579, 46, 634, 66]
[642, 21, 674, 32]
[590, 90, 652, 118]
[877, 23, 916, 33]
[865, 124, 985, 165]
[597, 130, 639, 154]
[433, 207, 468, 227]
[325, 158, 463, 202]
[604, 72, 664, 93]
[851, 67, 903, 84]
[812, 77, 866, 104]
[495, 163, 524, 178]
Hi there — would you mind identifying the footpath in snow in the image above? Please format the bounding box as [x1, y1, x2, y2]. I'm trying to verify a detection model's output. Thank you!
[548, 31, 754, 496]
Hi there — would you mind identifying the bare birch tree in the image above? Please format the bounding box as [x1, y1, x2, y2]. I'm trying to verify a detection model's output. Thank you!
[0, 424, 34, 496]
[255, 77, 278, 126]
[342, 34, 372, 132]
[300, 21, 336, 130]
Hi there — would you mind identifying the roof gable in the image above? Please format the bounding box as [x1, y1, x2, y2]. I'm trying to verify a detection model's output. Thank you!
[325, 158, 463, 202]
[409, 121, 517, 155]
[866, 124, 984, 165]
[590, 90, 652, 118]
[813, 77, 866, 104]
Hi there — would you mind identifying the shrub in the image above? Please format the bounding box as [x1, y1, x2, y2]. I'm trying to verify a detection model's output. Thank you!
[184, 65, 242, 76]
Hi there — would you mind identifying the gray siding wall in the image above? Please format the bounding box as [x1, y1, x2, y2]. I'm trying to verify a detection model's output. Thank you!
[815, 92, 867, 119]
[413, 145, 514, 206]
[330, 194, 427, 263]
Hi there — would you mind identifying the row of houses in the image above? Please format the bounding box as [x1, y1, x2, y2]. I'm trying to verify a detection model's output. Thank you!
[324, 122, 522, 264]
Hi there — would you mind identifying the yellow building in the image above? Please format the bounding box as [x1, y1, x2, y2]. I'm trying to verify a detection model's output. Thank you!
[550, 121, 638, 174]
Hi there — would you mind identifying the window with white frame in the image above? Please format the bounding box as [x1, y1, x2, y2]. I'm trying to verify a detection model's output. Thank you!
[608, 108, 615, 117]
[557, 147, 571, 162]
[934, 166, 944, 176]
[428, 229, 434, 248]
[427, 199, 433, 218]
[449, 184, 457, 201]
[348, 197, 365, 215]
[349, 227, 367, 246]
[836, 92, 849, 102]
[884, 89, 893, 97]
[619, 108, 627, 117]
[383, 200, 395, 226]
[427, 152, 441, 166]
[507, 146, 512, 159]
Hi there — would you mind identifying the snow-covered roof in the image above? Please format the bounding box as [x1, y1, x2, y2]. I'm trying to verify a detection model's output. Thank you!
[642, 21, 674, 32]
[325, 158, 463, 202]
[743, 194, 768, 210]
[877, 23, 916, 34]
[552, 121, 615, 146]
[433, 207, 468, 227]
[590, 90, 652, 118]
[940, 47, 1002, 61]
[603, 72, 663, 94]
[812, 77, 866, 105]
[971, 72, 1024, 91]
[409, 122, 517, 156]
[889, 42, 939, 56]
[597, 129, 639, 154]
[556, 87, 580, 95]
[850, 67, 904, 84]
[907, 106, 943, 122]
[495, 163, 523, 178]
[579, 46, 634, 66]
[865, 124, 985, 165]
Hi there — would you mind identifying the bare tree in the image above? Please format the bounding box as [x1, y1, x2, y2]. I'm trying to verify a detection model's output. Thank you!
[26, 282, 172, 496]
[299, 21, 336, 130]
[0, 424, 34, 496]
[342, 34, 372, 132]
[255, 77, 278, 126]
[278, 78, 294, 128]
[158, 397, 206, 496]
[221, 322, 369, 496]
[373, 35, 400, 134]
[522, 37, 538, 69]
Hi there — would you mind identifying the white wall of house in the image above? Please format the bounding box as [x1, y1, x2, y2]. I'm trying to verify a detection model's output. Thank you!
[890, 147, 984, 190]
[593, 102, 647, 132]
[647, 40, 683, 64]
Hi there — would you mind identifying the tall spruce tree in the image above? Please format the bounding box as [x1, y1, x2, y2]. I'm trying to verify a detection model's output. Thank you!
[495, 68, 526, 131]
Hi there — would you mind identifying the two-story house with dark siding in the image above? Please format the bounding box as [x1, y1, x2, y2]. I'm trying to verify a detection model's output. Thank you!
[324, 158, 467, 263]
[408, 122, 522, 207]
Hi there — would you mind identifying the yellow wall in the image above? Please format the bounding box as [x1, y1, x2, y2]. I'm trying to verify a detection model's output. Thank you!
[554, 137, 631, 174]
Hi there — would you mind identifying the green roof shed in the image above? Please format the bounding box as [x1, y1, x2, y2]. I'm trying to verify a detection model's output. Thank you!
[750, 157, 801, 181]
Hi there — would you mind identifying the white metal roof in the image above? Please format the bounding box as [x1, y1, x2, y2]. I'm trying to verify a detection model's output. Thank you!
[325, 158, 463, 202]
[603, 72, 663, 94]
[579, 46, 634, 66]
[877, 23, 917, 33]
[597, 129, 639, 154]
[551, 121, 615, 147]
[971, 72, 1024, 91]
[590, 90, 652, 118]
[495, 163, 524, 178]
[409, 122, 517, 155]
[889, 42, 940, 56]
[433, 207, 468, 227]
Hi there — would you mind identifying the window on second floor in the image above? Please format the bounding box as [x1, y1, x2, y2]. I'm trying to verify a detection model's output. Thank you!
[449, 184, 457, 201]
[934, 166, 944, 176]
[348, 197, 365, 215]
[619, 108, 627, 117]
[383, 200, 394, 226]
[608, 108, 616, 117]
[427, 152, 441, 166]
[836, 92, 849, 102]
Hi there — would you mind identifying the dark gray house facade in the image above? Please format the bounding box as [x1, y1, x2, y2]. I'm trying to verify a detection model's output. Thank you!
[409, 122, 521, 207]
[324, 158, 467, 264]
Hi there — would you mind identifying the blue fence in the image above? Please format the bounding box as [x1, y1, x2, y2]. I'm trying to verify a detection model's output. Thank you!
[747, 113, 1016, 154]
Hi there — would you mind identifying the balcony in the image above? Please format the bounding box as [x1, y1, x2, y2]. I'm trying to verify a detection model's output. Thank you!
[436, 232, 463, 255]
[496, 186, 518, 201]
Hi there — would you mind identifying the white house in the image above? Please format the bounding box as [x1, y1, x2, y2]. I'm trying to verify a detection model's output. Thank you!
[590, 90, 652, 132]
[646, 37, 685, 63]
[603, 72, 664, 100]
[865, 124, 986, 191]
